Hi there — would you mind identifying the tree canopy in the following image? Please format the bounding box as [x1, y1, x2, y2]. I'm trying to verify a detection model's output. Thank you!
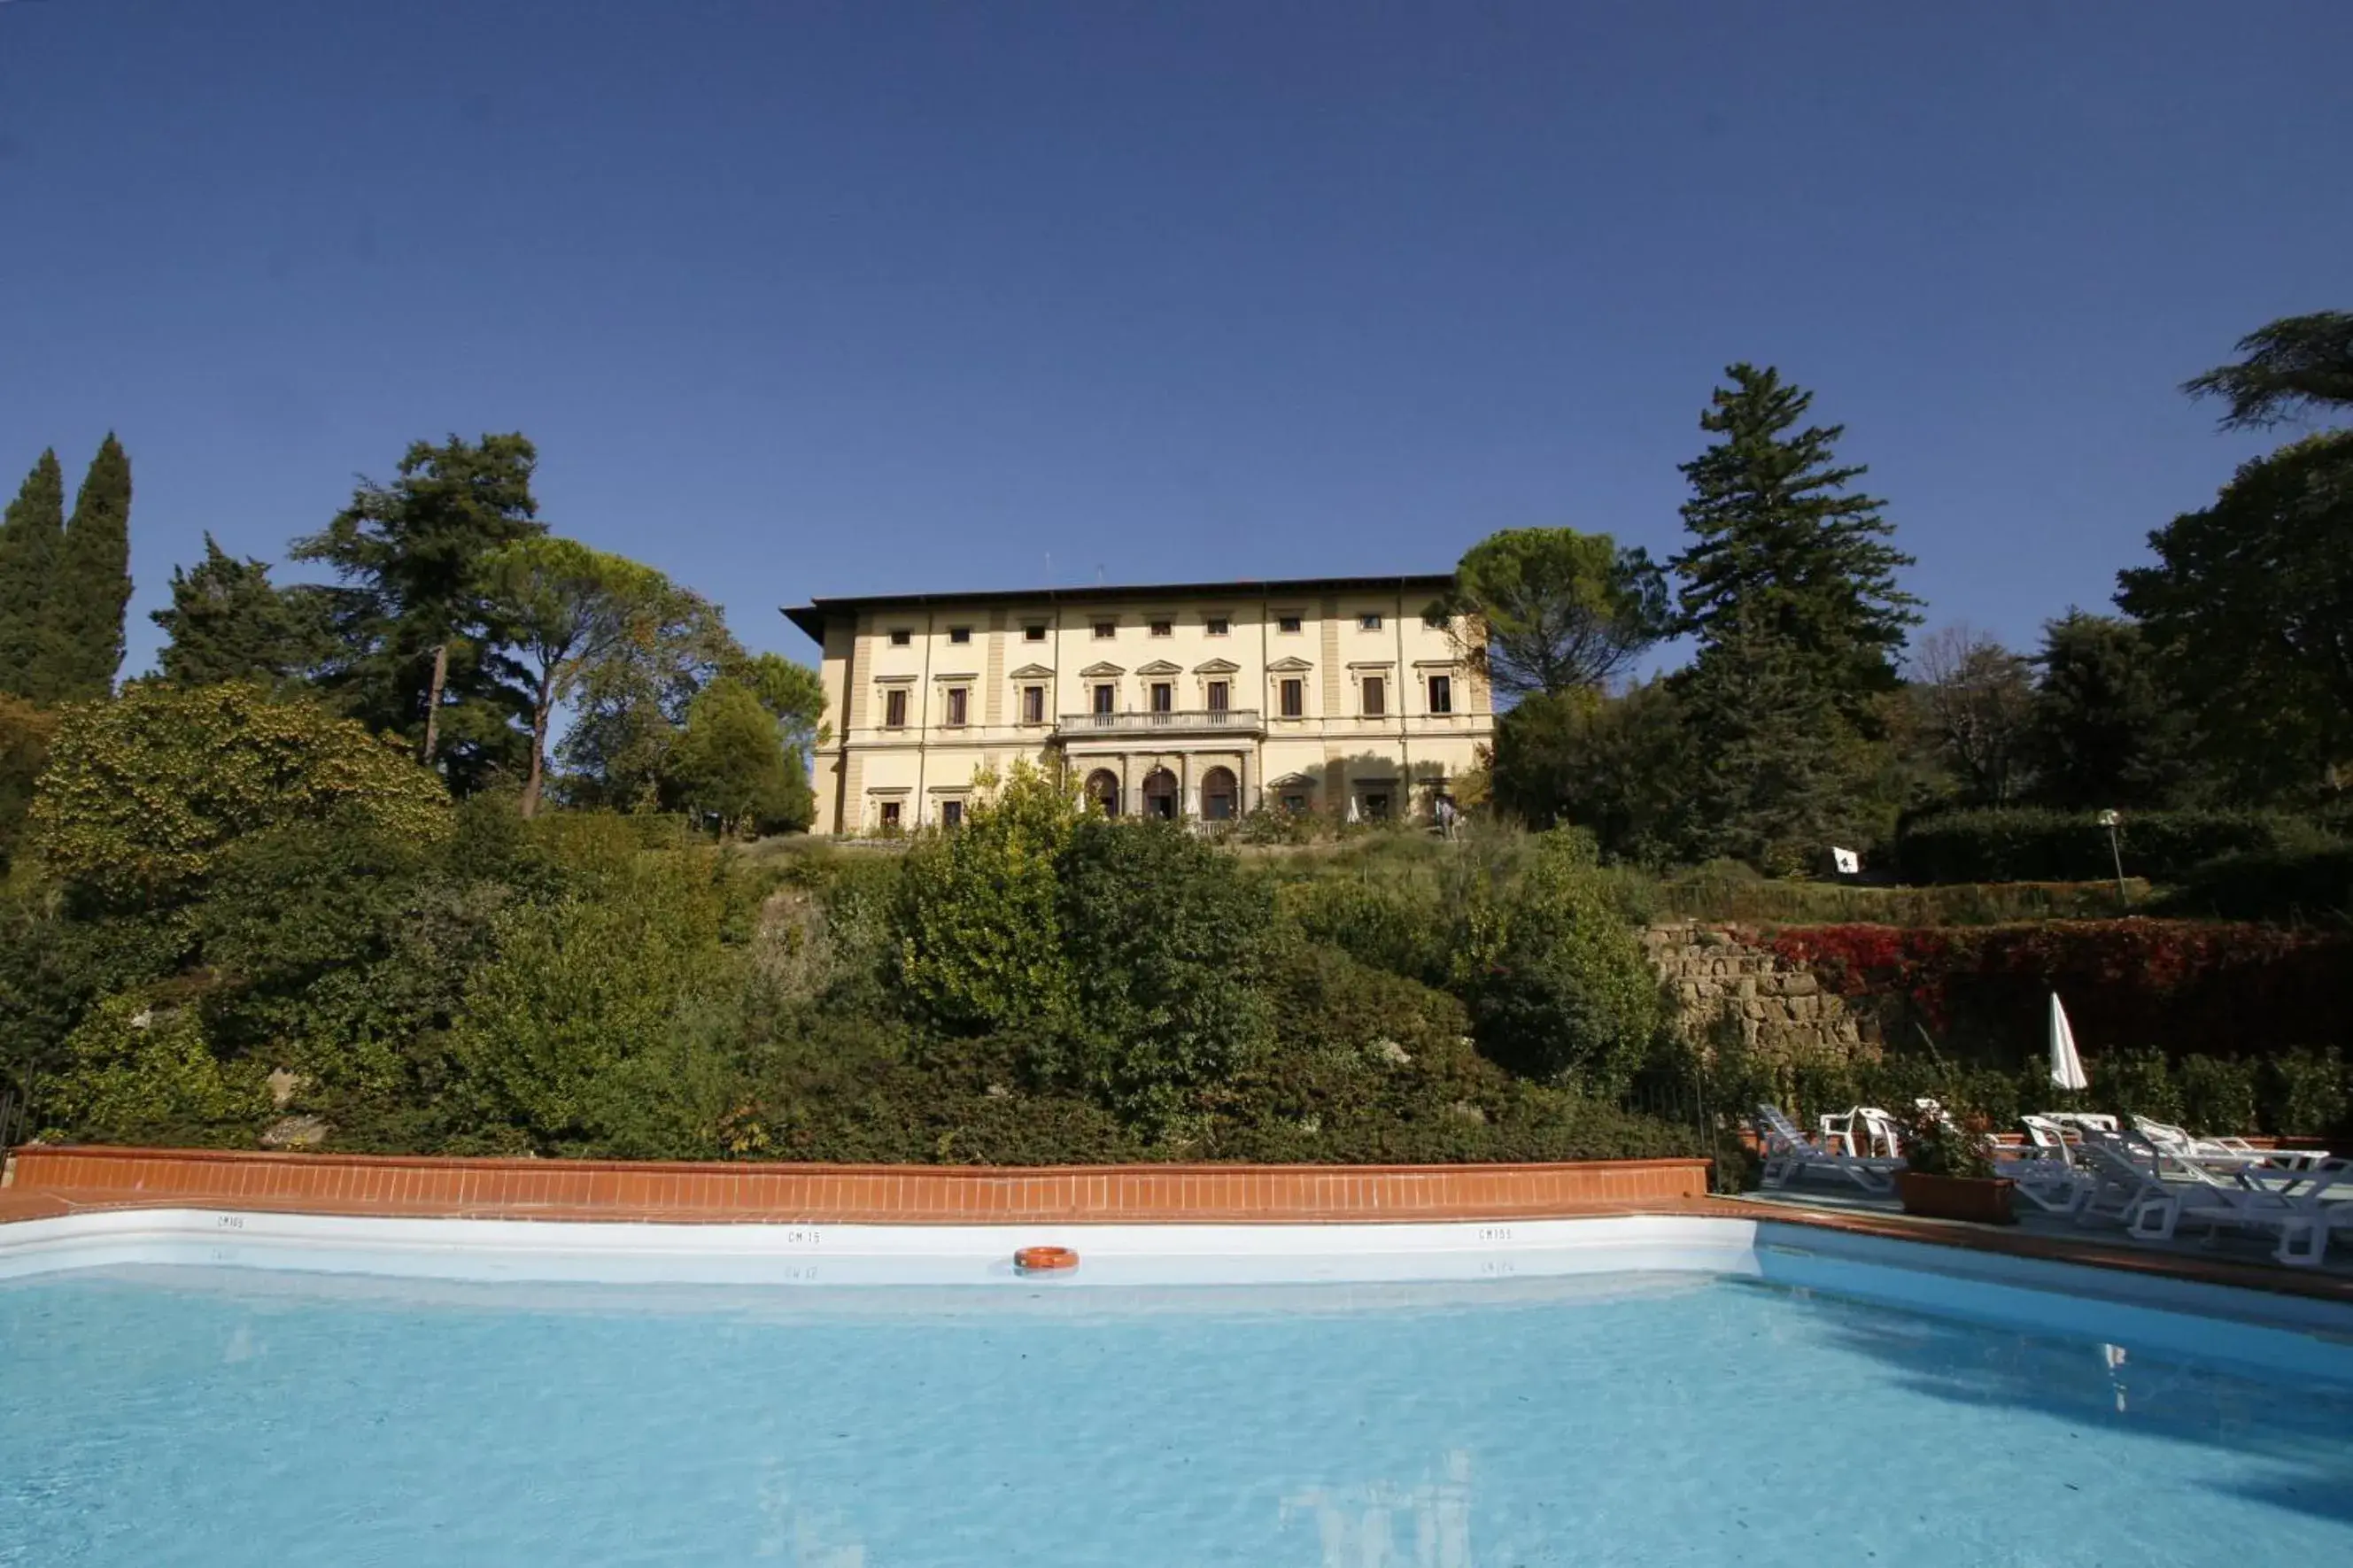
[151, 535, 331, 691]
[291, 433, 545, 789]
[39, 434, 135, 702]
[2182, 310, 2353, 431]
[1436, 527, 1668, 699]
[1670, 364, 1918, 709]
[0, 451, 65, 702]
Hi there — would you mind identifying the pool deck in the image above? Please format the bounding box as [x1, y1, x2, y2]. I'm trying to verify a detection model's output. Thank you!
[6, 1145, 2351, 1305]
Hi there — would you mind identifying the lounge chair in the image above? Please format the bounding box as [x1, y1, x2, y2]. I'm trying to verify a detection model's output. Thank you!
[1818, 1105, 1904, 1159]
[1753, 1104, 1905, 1193]
[2076, 1134, 2353, 1266]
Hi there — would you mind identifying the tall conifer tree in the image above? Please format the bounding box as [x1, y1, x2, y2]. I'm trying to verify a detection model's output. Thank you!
[1669, 365, 1918, 713]
[38, 435, 135, 700]
[0, 451, 66, 700]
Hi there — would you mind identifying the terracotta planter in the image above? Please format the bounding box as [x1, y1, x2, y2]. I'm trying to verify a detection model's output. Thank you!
[1896, 1170, 2017, 1225]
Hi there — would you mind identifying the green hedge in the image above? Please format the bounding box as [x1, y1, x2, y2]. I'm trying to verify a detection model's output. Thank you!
[2162, 843, 2353, 923]
[1894, 807, 2327, 885]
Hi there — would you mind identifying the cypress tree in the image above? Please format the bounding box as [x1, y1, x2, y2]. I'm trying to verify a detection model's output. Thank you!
[0, 451, 66, 701]
[40, 435, 135, 700]
[151, 534, 330, 691]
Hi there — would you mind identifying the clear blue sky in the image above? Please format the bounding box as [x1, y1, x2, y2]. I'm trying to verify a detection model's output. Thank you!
[3, 1, 2347, 676]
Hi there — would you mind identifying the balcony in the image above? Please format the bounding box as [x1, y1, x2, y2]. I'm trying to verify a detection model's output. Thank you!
[1057, 708, 1264, 739]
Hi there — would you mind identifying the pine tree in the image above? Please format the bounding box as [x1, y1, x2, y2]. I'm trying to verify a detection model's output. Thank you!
[0, 451, 66, 701]
[290, 433, 545, 792]
[1669, 365, 1919, 712]
[151, 534, 331, 690]
[38, 436, 135, 701]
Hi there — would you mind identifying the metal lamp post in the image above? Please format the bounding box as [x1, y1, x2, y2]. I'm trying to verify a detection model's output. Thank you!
[2097, 809, 2126, 909]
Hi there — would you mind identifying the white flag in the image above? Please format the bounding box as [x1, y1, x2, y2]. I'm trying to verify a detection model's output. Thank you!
[1831, 846, 1861, 875]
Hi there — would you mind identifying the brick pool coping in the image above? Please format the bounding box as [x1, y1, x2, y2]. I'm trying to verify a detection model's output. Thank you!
[5, 1145, 2350, 1305]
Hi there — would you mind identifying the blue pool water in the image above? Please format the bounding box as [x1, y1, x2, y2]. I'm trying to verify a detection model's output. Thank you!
[4, 1264, 2351, 1566]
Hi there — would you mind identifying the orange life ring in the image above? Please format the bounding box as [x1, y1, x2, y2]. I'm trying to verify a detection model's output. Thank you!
[1014, 1245, 1079, 1272]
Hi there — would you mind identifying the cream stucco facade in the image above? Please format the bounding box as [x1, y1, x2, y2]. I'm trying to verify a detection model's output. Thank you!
[786, 575, 1491, 836]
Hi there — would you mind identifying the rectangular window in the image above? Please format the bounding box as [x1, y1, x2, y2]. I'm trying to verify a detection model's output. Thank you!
[1206, 680, 1229, 713]
[940, 799, 964, 830]
[948, 626, 971, 645]
[890, 629, 912, 647]
[1021, 685, 1044, 724]
[1205, 616, 1229, 637]
[1365, 791, 1391, 821]
[1149, 620, 1173, 637]
[1359, 613, 1383, 632]
[1093, 683, 1115, 716]
[1277, 614, 1303, 634]
[1025, 624, 1047, 642]
[1428, 674, 1452, 714]
[1279, 678, 1304, 718]
[1150, 682, 1173, 714]
[1362, 676, 1386, 717]
[1093, 621, 1117, 639]
[1423, 610, 1449, 631]
[1281, 792, 1308, 815]
[945, 687, 969, 727]
[879, 800, 902, 830]
[884, 688, 908, 728]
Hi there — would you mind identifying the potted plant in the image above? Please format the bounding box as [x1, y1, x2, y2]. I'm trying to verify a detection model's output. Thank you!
[1893, 1103, 2016, 1224]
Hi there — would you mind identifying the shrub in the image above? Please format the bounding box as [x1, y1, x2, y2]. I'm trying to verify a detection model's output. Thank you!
[0, 694, 58, 877]
[1893, 807, 2325, 885]
[891, 761, 1080, 1035]
[2162, 843, 2353, 923]
[44, 997, 270, 1147]
[2262, 1048, 2348, 1140]
[1273, 873, 1447, 985]
[28, 684, 450, 913]
[2175, 1054, 2259, 1137]
[1045, 817, 1275, 1127]
[1458, 829, 1661, 1093]
[2090, 1047, 2182, 1127]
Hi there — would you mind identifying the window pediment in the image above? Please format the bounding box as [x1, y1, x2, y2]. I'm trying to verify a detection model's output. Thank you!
[932, 670, 979, 683]
[1266, 655, 1313, 673]
[1080, 661, 1126, 678]
[1009, 663, 1057, 680]
[1192, 658, 1240, 675]
[1134, 659, 1183, 676]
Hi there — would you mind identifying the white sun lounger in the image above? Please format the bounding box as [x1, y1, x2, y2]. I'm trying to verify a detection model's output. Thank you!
[2077, 1134, 2353, 1266]
[1753, 1104, 1905, 1193]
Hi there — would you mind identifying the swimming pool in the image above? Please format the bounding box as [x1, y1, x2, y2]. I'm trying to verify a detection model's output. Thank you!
[4, 1214, 2349, 1565]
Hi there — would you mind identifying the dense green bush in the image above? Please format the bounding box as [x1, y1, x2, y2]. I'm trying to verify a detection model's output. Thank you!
[2161, 842, 2353, 923]
[1893, 807, 2325, 885]
[45, 997, 270, 1147]
[1458, 830, 1662, 1093]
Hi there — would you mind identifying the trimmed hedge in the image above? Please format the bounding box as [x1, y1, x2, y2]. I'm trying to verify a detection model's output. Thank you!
[1768, 919, 2353, 1067]
[1893, 807, 2326, 885]
[2161, 843, 2353, 924]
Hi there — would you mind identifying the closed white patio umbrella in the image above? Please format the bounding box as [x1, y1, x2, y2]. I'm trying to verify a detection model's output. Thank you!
[2049, 992, 2089, 1093]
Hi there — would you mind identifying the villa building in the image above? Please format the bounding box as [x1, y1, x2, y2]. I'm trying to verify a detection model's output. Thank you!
[785, 575, 1492, 836]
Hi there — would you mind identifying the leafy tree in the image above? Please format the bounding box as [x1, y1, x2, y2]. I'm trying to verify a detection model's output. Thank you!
[0, 694, 58, 874]
[27, 683, 451, 914]
[1049, 815, 1274, 1127]
[35, 435, 134, 701]
[150, 534, 332, 690]
[2021, 611, 2194, 810]
[1489, 681, 1692, 866]
[1670, 364, 1919, 712]
[2183, 310, 2353, 430]
[480, 535, 678, 817]
[738, 649, 828, 753]
[290, 433, 544, 789]
[2116, 433, 2353, 798]
[0, 451, 65, 701]
[556, 587, 739, 810]
[662, 677, 807, 833]
[891, 761, 1080, 1036]
[1435, 527, 1669, 698]
[1912, 625, 2035, 807]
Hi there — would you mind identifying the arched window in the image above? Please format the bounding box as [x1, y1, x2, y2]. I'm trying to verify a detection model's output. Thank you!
[1142, 767, 1179, 821]
[1085, 769, 1121, 816]
[1200, 766, 1238, 822]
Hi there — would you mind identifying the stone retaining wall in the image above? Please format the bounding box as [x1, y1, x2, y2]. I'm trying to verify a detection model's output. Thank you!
[1642, 922, 1874, 1066]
